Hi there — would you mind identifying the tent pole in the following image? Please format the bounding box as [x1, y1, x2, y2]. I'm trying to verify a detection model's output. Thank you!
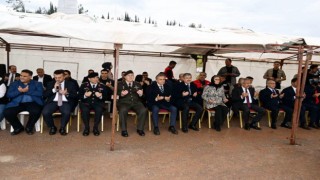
[110, 43, 122, 151]
[290, 46, 304, 145]
[202, 55, 207, 72]
[6, 44, 10, 71]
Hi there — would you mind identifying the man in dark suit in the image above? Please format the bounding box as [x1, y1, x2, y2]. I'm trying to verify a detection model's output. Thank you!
[117, 70, 147, 137]
[147, 72, 178, 135]
[303, 79, 319, 129]
[42, 69, 78, 135]
[4, 65, 20, 86]
[142, 71, 152, 85]
[280, 78, 310, 130]
[232, 78, 265, 130]
[4, 69, 43, 135]
[99, 69, 114, 116]
[81, 69, 94, 83]
[79, 72, 109, 136]
[33, 68, 53, 89]
[173, 73, 203, 133]
[259, 79, 284, 129]
[64, 70, 80, 112]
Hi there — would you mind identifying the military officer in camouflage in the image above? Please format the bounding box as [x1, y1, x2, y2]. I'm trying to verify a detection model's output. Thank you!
[117, 70, 147, 137]
[79, 72, 109, 136]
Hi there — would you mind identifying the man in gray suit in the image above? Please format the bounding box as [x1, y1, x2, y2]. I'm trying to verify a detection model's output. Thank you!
[117, 70, 147, 137]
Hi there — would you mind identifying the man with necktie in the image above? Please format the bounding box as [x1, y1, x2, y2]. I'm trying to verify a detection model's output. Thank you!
[79, 72, 109, 136]
[4, 65, 20, 87]
[147, 72, 178, 135]
[42, 69, 78, 135]
[173, 73, 203, 133]
[117, 70, 147, 137]
[4, 69, 43, 135]
[259, 80, 284, 129]
[232, 78, 265, 130]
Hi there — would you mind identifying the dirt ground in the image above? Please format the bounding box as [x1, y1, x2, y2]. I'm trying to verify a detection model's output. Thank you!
[1, 114, 320, 180]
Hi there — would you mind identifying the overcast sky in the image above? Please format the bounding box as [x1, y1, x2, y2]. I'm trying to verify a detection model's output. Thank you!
[0, 0, 319, 37]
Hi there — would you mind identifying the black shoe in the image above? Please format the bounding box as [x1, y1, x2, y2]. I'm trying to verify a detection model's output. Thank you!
[93, 129, 100, 136]
[215, 125, 221, 132]
[25, 127, 34, 135]
[11, 127, 24, 136]
[250, 124, 262, 130]
[121, 130, 128, 137]
[153, 127, 160, 135]
[59, 128, 67, 136]
[182, 127, 188, 133]
[308, 123, 319, 129]
[83, 129, 90, 136]
[299, 124, 311, 130]
[244, 123, 250, 131]
[280, 123, 291, 129]
[137, 130, 145, 136]
[49, 126, 57, 135]
[168, 126, 178, 134]
[188, 124, 199, 131]
[271, 124, 277, 129]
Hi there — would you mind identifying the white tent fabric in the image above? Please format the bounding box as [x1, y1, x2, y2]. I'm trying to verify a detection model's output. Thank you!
[0, 6, 307, 47]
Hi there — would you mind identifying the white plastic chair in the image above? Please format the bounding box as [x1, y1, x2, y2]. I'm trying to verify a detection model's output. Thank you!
[10, 111, 40, 132]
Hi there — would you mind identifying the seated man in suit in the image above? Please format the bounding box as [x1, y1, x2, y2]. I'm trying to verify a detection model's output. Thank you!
[117, 70, 147, 137]
[79, 72, 108, 136]
[259, 79, 284, 129]
[42, 69, 78, 136]
[4, 65, 20, 86]
[280, 78, 310, 129]
[232, 78, 265, 130]
[64, 70, 80, 112]
[303, 79, 319, 129]
[173, 73, 203, 133]
[147, 72, 178, 135]
[4, 69, 43, 135]
[33, 68, 53, 90]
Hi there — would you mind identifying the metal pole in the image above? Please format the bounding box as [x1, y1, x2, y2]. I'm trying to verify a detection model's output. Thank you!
[202, 55, 207, 72]
[110, 43, 122, 151]
[290, 46, 304, 145]
[6, 44, 10, 71]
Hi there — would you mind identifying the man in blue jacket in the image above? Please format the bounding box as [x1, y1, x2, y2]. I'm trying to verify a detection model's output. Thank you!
[4, 69, 44, 135]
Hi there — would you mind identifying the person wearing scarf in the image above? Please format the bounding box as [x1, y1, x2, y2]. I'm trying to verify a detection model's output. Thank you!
[202, 75, 229, 131]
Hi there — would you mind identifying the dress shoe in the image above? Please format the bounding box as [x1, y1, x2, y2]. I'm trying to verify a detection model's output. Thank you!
[271, 124, 277, 129]
[93, 129, 100, 136]
[215, 125, 221, 132]
[59, 128, 67, 136]
[244, 123, 250, 131]
[83, 129, 90, 136]
[182, 127, 188, 133]
[153, 127, 160, 135]
[299, 124, 311, 130]
[121, 130, 129, 137]
[25, 127, 34, 135]
[280, 123, 291, 129]
[49, 127, 57, 135]
[188, 124, 199, 131]
[11, 127, 24, 136]
[137, 130, 145, 136]
[250, 124, 261, 130]
[168, 126, 178, 134]
[308, 123, 319, 129]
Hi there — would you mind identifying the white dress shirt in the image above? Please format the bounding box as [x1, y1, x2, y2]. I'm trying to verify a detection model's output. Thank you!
[242, 87, 252, 103]
[53, 81, 68, 102]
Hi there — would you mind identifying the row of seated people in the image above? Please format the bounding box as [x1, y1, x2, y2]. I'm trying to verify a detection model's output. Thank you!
[1, 68, 318, 138]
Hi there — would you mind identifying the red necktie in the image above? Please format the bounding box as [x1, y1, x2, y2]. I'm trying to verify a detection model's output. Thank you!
[315, 90, 319, 104]
[245, 88, 251, 108]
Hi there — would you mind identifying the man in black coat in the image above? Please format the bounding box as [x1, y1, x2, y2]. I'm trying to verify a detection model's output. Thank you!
[173, 73, 203, 133]
[232, 78, 265, 130]
[147, 72, 178, 135]
[42, 69, 78, 135]
[259, 79, 284, 129]
[78, 72, 108, 136]
[33, 68, 53, 90]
